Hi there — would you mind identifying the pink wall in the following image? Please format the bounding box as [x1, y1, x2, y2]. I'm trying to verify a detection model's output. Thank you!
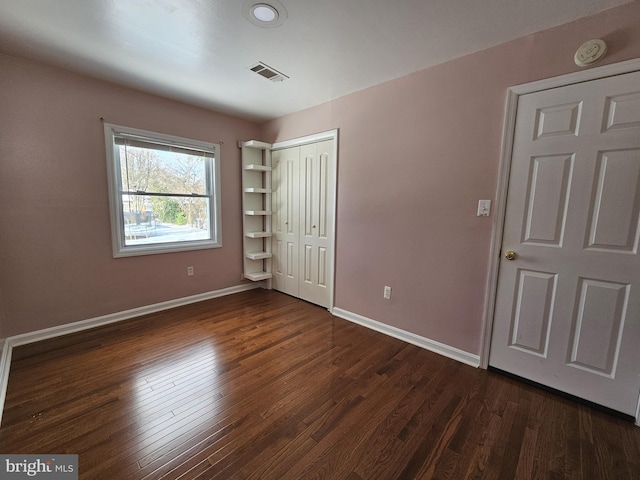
[261, 1, 640, 355]
[1, 2, 639, 353]
[0, 54, 260, 337]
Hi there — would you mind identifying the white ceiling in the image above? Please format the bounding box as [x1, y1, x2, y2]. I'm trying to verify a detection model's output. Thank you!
[0, 0, 632, 122]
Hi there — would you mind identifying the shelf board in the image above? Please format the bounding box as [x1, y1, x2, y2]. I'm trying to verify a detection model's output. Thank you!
[245, 251, 272, 260]
[244, 164, 271, 172]
[243, 140, 272, 150]
[244, 271, 273, 281]
[244, 210, 272, 216]
[244, 188, 271, 193]
[245, 231, 272, 238]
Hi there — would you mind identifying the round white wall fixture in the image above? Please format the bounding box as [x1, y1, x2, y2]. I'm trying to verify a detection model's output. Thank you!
[574, 39, 607, 67]
[242, 0, 288, 28]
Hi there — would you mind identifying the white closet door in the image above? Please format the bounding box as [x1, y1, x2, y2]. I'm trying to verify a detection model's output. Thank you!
[272, 146, 300, 297]
[298, 140, 334, 308]
[271, 137, 336, 309]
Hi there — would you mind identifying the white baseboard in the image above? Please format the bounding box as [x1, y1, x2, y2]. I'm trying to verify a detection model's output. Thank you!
[8, 283, 261, 348]
[0, 338, 9, 428]
[0, 283, 261, 427]
[332, 307, 480, 368]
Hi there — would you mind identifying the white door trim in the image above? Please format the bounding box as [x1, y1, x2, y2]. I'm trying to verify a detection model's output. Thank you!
[479, 58, 640, 368]
[272, 130, 338, 151]
[272, 129, 339, 312]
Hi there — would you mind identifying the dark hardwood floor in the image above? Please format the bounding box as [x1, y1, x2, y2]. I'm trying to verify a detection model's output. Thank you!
[1, 289, 639, 479]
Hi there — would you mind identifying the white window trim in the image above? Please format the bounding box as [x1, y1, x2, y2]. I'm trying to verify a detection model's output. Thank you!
[104, 123, 222, 257]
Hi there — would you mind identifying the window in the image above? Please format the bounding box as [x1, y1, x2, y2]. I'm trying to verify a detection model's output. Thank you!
[104, 123, 222, 257]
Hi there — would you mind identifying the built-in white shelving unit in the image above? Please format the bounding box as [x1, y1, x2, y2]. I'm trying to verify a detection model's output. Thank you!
[241, 140, 273, 284]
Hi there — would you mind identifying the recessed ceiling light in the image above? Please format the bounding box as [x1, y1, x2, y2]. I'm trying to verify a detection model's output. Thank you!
[252, 4, 277, 23]
[242, 0, 287, 28]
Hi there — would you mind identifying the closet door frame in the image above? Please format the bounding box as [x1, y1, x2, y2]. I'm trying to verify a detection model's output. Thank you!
[271, 129, 339, 311]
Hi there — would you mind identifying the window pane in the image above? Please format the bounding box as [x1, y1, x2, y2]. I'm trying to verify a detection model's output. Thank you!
[106, 123, 221, 257]
[118, 143, 208, 196]
[121, 194, 211, 246]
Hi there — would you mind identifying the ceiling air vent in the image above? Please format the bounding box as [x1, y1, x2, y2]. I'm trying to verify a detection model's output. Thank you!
[248, 62, 289, 82]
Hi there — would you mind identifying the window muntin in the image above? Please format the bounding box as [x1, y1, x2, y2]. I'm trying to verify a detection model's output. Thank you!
[105, 124, 222, 257]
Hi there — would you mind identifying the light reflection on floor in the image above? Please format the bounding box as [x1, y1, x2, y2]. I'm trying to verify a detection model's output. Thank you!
[129, 342, 225, 459]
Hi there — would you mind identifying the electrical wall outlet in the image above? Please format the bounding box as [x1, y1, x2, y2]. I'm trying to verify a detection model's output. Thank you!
[383, 285, 392, 299]
[187, 266, 194, 276]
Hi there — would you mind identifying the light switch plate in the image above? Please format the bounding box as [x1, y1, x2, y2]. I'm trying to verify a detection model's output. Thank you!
[383, 286, 392, 299]
[477, 200, 491, 217]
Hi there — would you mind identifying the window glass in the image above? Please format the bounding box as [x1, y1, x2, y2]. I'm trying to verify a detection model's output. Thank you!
[105, 124, 221, 257]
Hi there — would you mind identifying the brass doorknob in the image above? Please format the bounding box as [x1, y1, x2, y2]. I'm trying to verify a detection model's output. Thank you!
[504, 250, 517, 261]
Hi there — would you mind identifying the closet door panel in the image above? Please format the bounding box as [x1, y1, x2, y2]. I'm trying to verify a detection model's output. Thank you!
[272, 147, 299, 296]
[298, 141, 333, 307]
[271, 136, 335, 309]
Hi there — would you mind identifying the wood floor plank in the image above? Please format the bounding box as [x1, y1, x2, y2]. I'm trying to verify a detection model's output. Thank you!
[284, 358, 430, 480]
[353, 365, 459, 478]
[1, 289, 639, 479]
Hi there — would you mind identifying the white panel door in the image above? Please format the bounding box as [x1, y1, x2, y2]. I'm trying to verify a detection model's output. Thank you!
[490, 70, 640, 415]
[272, 146, 300, 297]
[271, 138, 335, 309]
[298, 140, 334, 307]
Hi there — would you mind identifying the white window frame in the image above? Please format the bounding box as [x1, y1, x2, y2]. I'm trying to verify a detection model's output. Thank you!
[104, 123, 222, 257]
